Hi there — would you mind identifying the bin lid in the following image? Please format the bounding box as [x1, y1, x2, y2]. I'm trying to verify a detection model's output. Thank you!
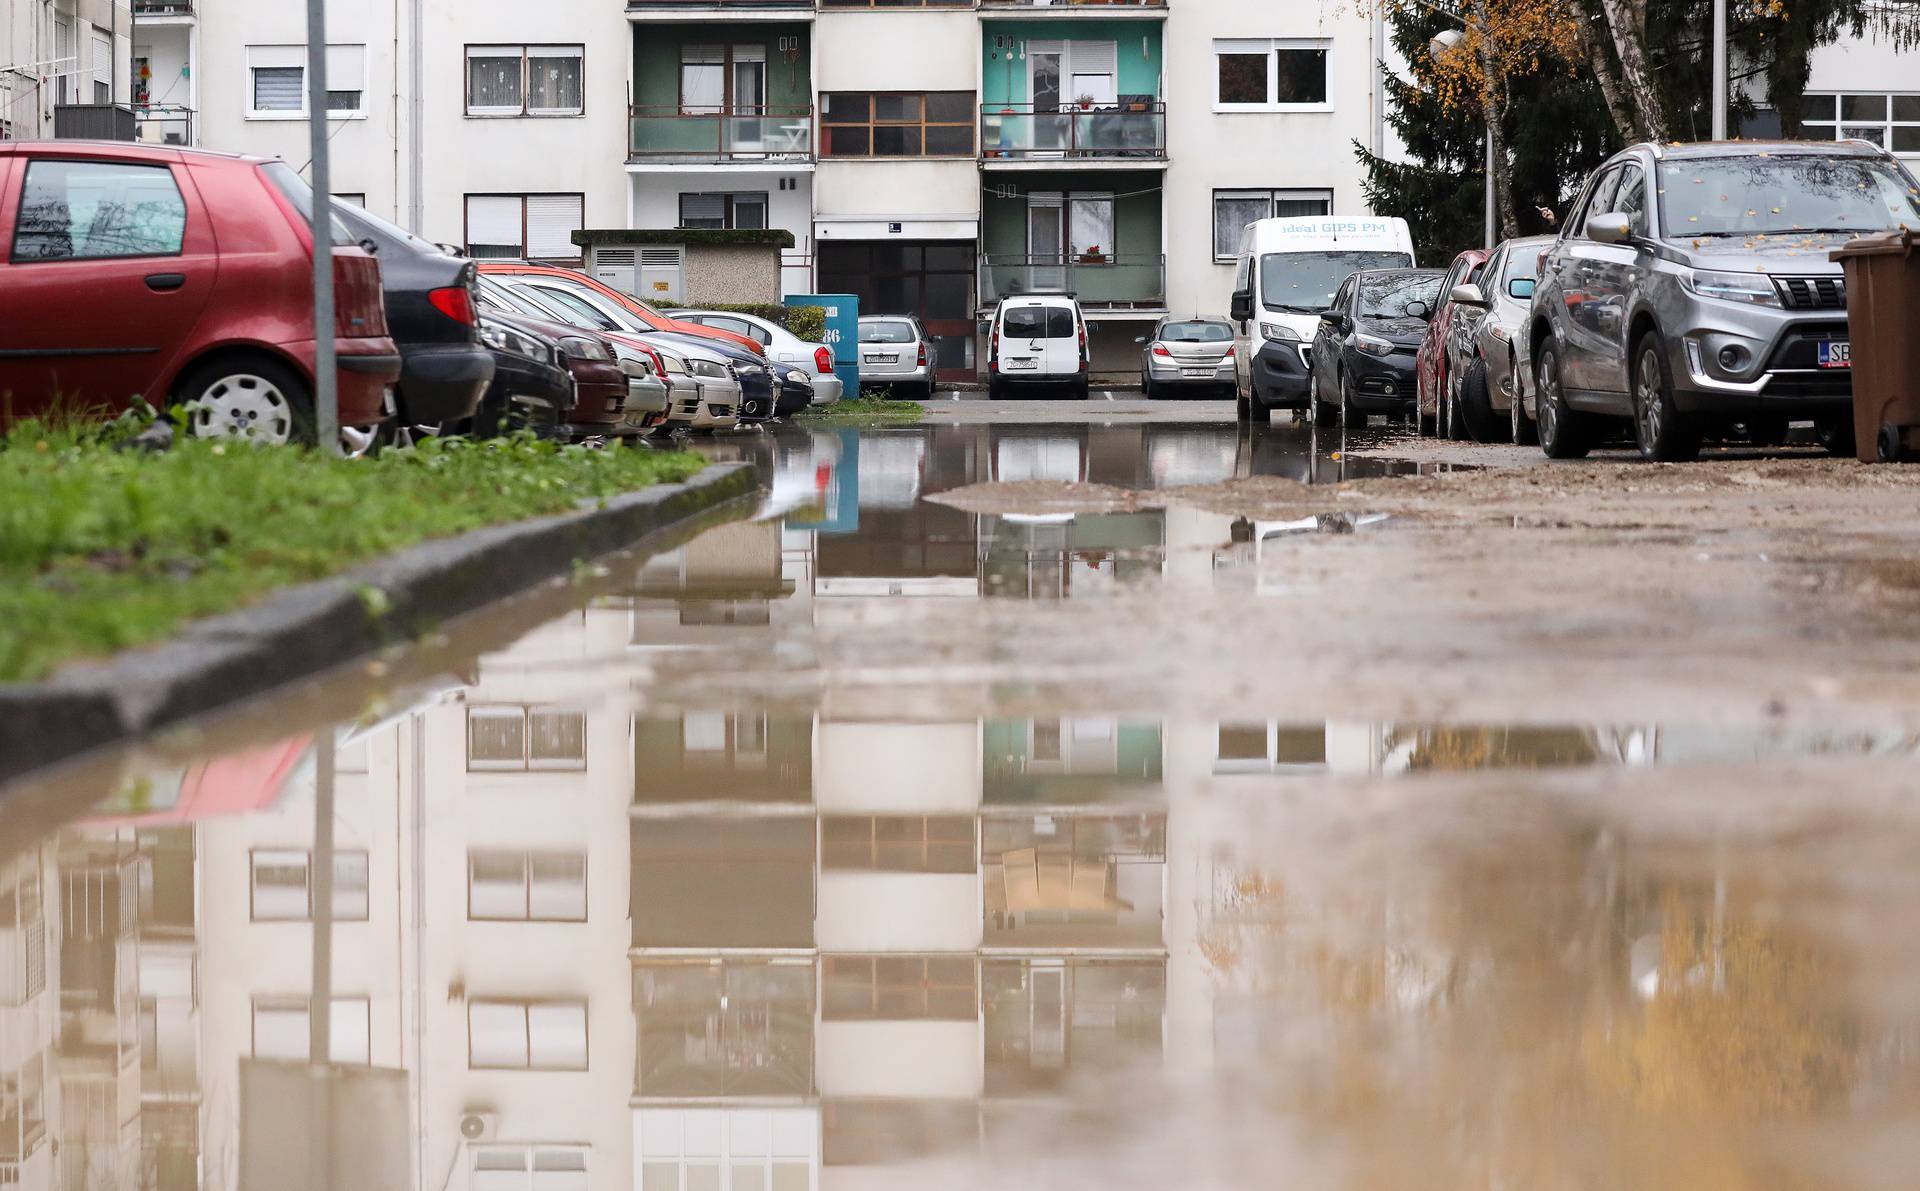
[1830, 227, 1919, 261]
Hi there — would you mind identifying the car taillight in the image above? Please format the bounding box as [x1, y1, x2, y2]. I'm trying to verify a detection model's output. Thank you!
[429, 286, 476, 326]
[1078, 322, 1089, 370]
[1151, 344, 1172, 358]
[1223, 345, 1235, 360]
[989, 324, 1000, 370]
[916, 342, 928, 369]
[814, 345, 833, 374]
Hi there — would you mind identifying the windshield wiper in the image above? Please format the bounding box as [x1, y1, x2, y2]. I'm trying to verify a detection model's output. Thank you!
[1270, 303, 1323, 314]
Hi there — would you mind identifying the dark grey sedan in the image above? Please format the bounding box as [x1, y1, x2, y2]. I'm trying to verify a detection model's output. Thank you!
[1138, 317, 1237, 399]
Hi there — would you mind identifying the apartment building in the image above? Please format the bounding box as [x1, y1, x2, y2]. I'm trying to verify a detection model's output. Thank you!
[1, 0, 132, 139]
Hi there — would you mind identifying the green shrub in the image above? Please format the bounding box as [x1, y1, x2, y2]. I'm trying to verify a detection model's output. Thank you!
[673, 302, 828, 344]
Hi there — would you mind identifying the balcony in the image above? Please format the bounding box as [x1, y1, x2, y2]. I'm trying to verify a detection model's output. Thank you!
[132, 0, 194, 14]
[980, 103, 1165, 162]
[52, 104, 135, 142]
[980, 253, 1165, 310]
[629, 106, 814, 163]
[981, 0, 1166, 9]
[134, 104, 194, 146]
[629, 0, 813, 12]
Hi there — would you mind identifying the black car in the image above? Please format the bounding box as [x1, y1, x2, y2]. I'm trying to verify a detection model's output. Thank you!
[331, 201, 493, 439]
[772, 367, 814, 417]
[1308, 268, 1446, 425]
[648, 332, 778, 423]
[473, 315, 571, 438]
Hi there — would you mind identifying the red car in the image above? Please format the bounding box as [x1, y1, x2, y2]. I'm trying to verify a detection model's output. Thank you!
[0, 141, 400, 445]
[1415, 248, 1488, 437]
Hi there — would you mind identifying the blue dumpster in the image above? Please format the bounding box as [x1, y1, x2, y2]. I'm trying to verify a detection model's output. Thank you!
[786, 294, 861, 401]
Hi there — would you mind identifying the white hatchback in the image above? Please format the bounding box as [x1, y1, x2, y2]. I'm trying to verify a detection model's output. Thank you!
[987, 295, 1089, 400]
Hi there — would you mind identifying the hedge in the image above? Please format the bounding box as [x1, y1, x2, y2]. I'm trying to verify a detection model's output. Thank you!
[676, 302, 828, 344]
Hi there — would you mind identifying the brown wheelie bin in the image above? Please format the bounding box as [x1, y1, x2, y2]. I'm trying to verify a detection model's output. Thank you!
[1831, 228, 1920, 463]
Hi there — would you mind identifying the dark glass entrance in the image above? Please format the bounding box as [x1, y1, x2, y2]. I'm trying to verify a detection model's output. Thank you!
[818, 240, 978, 383]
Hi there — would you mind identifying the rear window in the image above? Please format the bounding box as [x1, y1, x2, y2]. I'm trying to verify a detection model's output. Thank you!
[258, 161, 353, 246]
[1158, 321, 1233, 343]
[1003, 306, 1075, 338]
[861, 320, 915, 344]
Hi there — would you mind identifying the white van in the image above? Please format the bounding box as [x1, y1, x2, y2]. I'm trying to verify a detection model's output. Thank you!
[1229, 217, 1416, 422]
[987, 294, 1090, 401]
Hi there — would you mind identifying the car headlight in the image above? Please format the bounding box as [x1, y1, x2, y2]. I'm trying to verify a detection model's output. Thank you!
[785, 369, 809, 384]
[480, 323, 550, 365]
[612, 346, 655, 377]
[558, 335, 611, 362]
[1487, 324, 1512, 343]
[1355, 333, 1396, 358]
[688, 358, 730, 380]
[1259, 322, 1300, 343]
[1680, 269, 1781, 307]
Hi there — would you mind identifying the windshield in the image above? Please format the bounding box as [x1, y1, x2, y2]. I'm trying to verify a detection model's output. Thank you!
[332, 197, 445, 255]
[1260, 250, 1413, 312]
[1358, 272, 1444, 320]
[861, 320, 916, 344]
[537, 283, 648, 333]
[479, 278, 573, 324]
[1158, 321, 1233, 343]
[258, 161, 352, 246]
[1657, 154, 1920, 238]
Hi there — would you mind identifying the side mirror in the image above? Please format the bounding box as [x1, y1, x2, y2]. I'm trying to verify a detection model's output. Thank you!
[1588, 212, 1632, 244]
[1448, 283, 1488, 308]
[1507, 277, 1536, 300]
[1230, 289, 1252, 322]
[1134, 335, 1148, 344]
[1406, 299, 1432, 320]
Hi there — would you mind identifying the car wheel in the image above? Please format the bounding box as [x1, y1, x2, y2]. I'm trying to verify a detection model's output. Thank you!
[1246, 386, 1272, 424]
[1631, 330, 1700, 462]
[1742, 415, 1790, 447]
[1535, 341, 1593, 460]
[1458, 356, 1506, 443]
[1510, 368, 1539, 446]
[918, 381, 937, 403]
[1143, 375, 1159, 400]
[1815, 415, 1855, 457]
[1310, 374, 1339, 426]
[1877, 423, 1910, 463]
[1074, 380, 1092, 401]
[1339, 371, 1361, 428]
[1445, 372, 1471, 441]
[174, 356, 315, 447]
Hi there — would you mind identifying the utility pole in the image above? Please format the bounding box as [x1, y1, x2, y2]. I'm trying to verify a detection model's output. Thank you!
[1711, 0, 1728, 139]
[306, 0, 339, 452]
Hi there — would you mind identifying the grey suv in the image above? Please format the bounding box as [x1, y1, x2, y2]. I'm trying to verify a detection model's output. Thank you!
[1528, 140, 1920, 461]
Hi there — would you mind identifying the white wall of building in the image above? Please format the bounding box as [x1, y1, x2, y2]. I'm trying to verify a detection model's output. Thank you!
[813, 11, 978, 93]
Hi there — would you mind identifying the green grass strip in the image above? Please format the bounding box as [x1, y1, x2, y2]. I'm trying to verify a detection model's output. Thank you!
[0, 421, 703, 683]
[796, 397, 925, 426]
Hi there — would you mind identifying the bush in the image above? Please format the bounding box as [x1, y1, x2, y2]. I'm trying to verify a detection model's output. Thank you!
[674, 301, 828, 345]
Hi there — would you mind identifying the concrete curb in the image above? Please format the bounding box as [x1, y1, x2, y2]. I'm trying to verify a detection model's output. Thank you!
[0, 461, 761, 785]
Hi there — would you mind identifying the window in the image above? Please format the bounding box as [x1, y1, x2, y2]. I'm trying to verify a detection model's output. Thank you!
[1614, 164, 1649, 236]
[680, 44, 765, 114]
[469, 851, 588, 921]
[466, 45, 583, 117]
[467, 705, 588, 771]
[473, 1147, 589, 1191]
[468, 1000, 588, 1070]
[1211, 189, 1333, 259]
[92, 32, 112, 104]
[822, 816, 974, 873]
[1579, 166, 1623, 238]
[248, 850, 370, 921]
[251, 996, 371, 1064]
[1801, 92, 1920, 154]
[246, 45, 366, 118]
[677, 192, 769, 231]
[821, 92, 974, 158]
[1214, 40, 1329, 110]
[823, 956, 977, 1020]
[0, 873, 45, 1006]
[462, 195, 584, 262]
[11, 160, 186, 263]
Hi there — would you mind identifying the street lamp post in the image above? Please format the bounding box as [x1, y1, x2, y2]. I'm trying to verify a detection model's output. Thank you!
[1430, 29, 1496, 251]
[306, 0, 339, 453]
[1711, 0, 1728, 139]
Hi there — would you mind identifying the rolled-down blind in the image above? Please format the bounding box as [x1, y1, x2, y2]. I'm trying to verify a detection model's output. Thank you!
[525, 194, 583, 259]
[326, 44, 365, 92]
[466, 195, 524, 253]
[252, 67, 304, 112]
[679, 193, 725, 225]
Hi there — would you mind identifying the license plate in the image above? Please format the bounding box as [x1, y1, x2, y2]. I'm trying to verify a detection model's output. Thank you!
[863, 353, 896, 364]
[1006, 357, 1037, 370]
[1818, 340, 1850, 369]
[1182, 368, 1213, 379]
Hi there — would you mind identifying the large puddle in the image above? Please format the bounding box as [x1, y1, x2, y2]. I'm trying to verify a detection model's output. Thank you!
[3, 421, 1917, 1189]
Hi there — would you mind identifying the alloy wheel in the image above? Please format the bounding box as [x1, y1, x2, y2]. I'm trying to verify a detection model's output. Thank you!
[1635, 344, 1664, 451]
[1537, 355, 1560, 445]
[188, 373, 295, 445]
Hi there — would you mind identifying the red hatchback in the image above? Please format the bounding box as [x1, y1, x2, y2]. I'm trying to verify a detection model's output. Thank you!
[0, 141, 400, 444]
[1415, 248, 1488, 436]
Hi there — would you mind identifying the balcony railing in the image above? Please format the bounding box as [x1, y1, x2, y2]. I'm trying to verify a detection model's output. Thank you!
[980, 102, 1165, 160]
[629, 105, 814, 162]
[982, 0, 1166, 8]
[980, 253, 1166, 308]
[52, 104, 136, 141]
[134, 104, 193, 146]
[132, 0, 194, 13]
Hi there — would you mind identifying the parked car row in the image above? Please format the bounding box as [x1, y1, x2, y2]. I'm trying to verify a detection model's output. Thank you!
[0, 140, 837, 448]
[1426, 138, 1920, 461]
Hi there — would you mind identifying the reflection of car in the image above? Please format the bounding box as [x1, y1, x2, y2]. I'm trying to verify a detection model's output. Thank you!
[1415, 249, 1487, 436]
[987, 295, 1089, 400]
[0, 142, 400, 444]
[1138, 317, 1236, 399]
[856, 316, 935, 402]
[1445, 235, 1553, 443]
[1528, 139, 1920, 461]
[1145, 427, 1238, 487]
[330, 200, 492, 441]
[993, 434, 1088, 482]
[678, 309, 843, 405]
[1308, 268, 1445, 424]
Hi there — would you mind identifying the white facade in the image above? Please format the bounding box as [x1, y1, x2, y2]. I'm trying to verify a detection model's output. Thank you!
[2, 0, 132, 140]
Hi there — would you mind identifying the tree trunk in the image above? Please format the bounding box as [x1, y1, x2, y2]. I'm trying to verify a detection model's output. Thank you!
[1595, 0, 1671, 141]
[1470, 0, 1521, 242]
[1576, 14, 1641, 143]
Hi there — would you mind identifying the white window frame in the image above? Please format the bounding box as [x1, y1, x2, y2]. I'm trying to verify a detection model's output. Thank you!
[1210, 188, 1333, 261]
[465, 705, 588, 771]
[472, 1146, 590, 1191]
[1212, 38, 1332, 113]
[1801, 91, 1920, 156]
[467, 1000, 589, 1071]
[467, 850, 589, 923]
[91, 31, 112, 104]
[245, 44, 367, 121]
[466, 45, 585, 118]
[461, 195, 585, 264]
[248, 849, 372, 922]
[250, 995, 372, 1065]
